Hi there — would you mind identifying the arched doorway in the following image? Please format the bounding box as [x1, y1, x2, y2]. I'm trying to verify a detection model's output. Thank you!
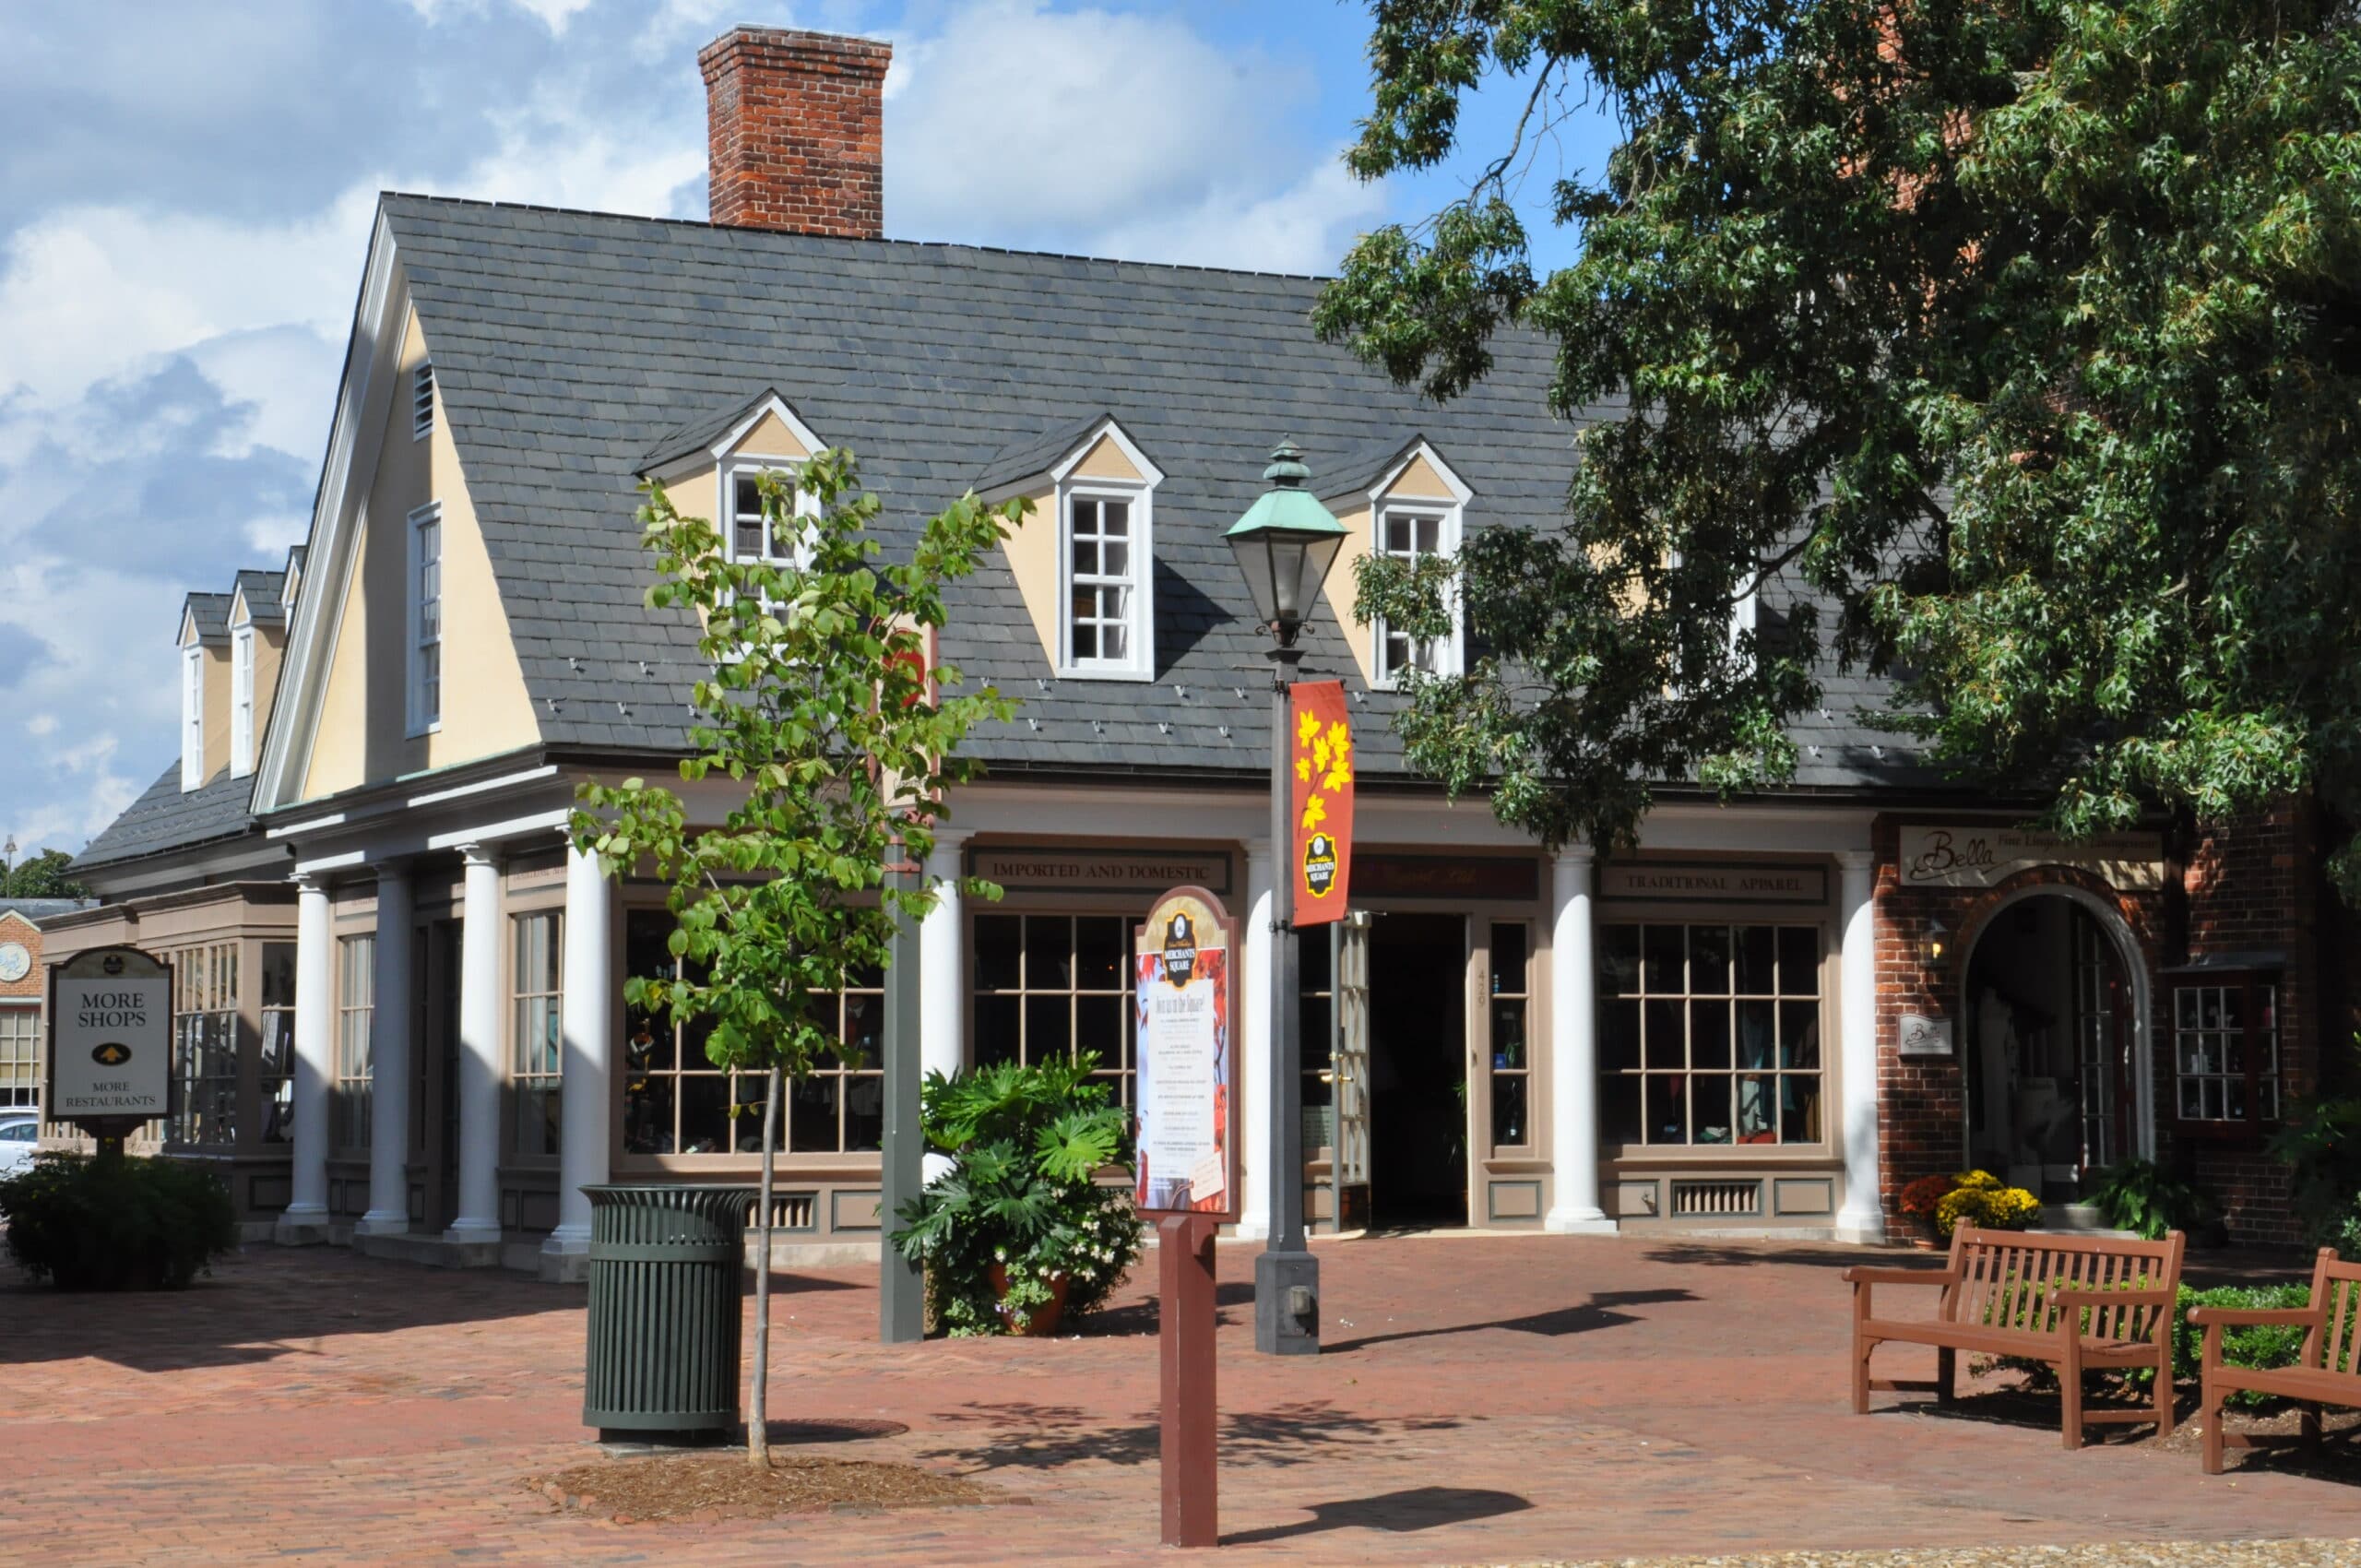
[1962, 888, 2149, 1201]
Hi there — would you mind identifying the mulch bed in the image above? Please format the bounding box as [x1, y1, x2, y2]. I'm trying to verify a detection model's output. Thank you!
[526, 1451, 1003, 1524]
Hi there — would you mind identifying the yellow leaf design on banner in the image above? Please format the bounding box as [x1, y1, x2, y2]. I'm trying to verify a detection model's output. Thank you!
[1299, 794, 1328, 833]
[1295, 755, 1312, 782]
[1323, 757, 1354, 793]
[1297, 710, 1322, 746]
[1311, 731, 1332, 772]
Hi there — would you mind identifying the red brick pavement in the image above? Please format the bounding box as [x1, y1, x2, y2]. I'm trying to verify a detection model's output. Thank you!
[2, 1235, 2355, 1566]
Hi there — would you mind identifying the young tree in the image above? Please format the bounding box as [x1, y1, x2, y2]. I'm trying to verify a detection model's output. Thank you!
[3, 848, 89, 900]
[1318, 0, 2361, 890]
[572, 452, 1020, 1464]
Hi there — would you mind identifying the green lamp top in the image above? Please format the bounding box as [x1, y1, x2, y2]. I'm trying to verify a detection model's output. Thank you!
[1225, 439, 1346, 539]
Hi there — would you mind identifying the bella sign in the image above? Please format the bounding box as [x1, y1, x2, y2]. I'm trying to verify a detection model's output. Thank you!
[1898, 826, 2165, 891]
[49, 946, 171, 1123]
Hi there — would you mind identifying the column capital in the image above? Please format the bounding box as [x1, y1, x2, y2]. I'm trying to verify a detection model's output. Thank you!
[929, 825, 975, 849]
[369, 856, 415, 881]
[290, 870, 328, 896]
[457, 841, 501, 869]
[1553, 842, 1597, 868]
[1245, 836, 1276, 861]
[1834, 848, 1876, 873]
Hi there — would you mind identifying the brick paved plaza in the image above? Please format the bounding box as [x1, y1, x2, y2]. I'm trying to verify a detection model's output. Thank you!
[3, 1235, 2356, 1565]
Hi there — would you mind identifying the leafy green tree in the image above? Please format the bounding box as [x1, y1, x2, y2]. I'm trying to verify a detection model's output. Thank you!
[4, 848, 89, 900]
[1319, 0, 2361, 889]
[572, 452, 1020, 1463]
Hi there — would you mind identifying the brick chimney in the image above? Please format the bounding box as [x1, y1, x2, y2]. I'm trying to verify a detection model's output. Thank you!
[700, 27, 891, 238]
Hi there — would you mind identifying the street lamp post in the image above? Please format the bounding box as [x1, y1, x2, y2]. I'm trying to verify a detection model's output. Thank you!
[1225, 440, 1347, 1358]
[3, 836, 17, 900]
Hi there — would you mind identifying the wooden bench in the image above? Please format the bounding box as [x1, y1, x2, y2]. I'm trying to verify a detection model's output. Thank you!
[2193, 1246, 2361, 1474]
[1846, 1225, 2186, 1449]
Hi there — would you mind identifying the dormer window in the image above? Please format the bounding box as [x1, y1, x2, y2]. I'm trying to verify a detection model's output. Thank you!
[407, 503, 442, 735]
[181, 643, 205, 790]
[412, 363, 434, 441]
[1065, 490, 1142, 670]
[725, 464, 803, 564]
[231, 625, 255, 778]
[1374, 501, 1463, 683]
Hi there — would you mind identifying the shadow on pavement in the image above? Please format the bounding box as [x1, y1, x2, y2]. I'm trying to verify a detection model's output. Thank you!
[1075, 1280, 1257, 1336]
[1323, 1288, 1693, 1353]
[921, 1399, 1465, 1472]
[1222, 1485, 1533, 1546]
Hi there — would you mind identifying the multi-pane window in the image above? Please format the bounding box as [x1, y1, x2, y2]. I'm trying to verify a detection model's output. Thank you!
[0, 1008, 39, 1110]
[1375, 507, 1453, 681]
[972, 913, 1134, 1104]
[231, 626, 255, 778]
[182, 644, 205, 790]
[727, 469, 799, 563]
[620, 909, 882, 1155]
[1066, 494, 1136, 668]
[258, 943, 295, 1143]
[169, 942, 240, 1146]
[408, 504, 441, 732]
[336, 935, 374, 1150]
[2174, 973, 2281, 1124]
[512, 913, 563, 1157]
[1599, 923, 1824, 1147]
[1489, 922, 1532, 1150]
[1300, 928, 1334, 1153]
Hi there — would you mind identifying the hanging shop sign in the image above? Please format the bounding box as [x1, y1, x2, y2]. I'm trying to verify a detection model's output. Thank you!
[1897, 825, 2165, 891]
[1288, 680, 1353, 925]
[1133, 885, 1237, 1219]
[1599, 860, 1830, 906]
[48, 945, 172, 1126]
[1899, 1013, 1954, 1057]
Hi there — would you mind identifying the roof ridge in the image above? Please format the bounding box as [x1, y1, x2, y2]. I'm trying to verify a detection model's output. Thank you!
[378, 190, 1344, 284]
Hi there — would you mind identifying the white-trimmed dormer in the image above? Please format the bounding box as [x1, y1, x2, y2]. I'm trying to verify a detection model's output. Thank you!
[176, 592, 232, 791]
[1319, 437, 1475, 690]
[640, 387, 827, 568]
[978, 413, 1165, 683]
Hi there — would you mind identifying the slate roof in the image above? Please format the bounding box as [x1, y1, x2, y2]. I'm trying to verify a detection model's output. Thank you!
[233, 569, 288, 628]
[971, 411, 1118, 494]
[75, 765, 258, 872]
[639, 385, 789, 471]
[0, 899, 94, 925]
[183, 593, 232, 643]
[385, 194, 1928, 790]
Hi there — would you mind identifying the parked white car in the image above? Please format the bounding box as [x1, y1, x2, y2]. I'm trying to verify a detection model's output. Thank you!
[0, 1111, 38, 1176]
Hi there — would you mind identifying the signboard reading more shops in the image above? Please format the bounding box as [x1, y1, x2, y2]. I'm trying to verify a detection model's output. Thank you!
[1133, 886, 1237, 1219]
[49, 945, 171, 1128]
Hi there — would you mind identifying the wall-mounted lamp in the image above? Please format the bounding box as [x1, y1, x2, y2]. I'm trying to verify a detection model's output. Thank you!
[1922, 917, 1951, 968]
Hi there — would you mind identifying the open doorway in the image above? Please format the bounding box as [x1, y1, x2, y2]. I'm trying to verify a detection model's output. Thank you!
[1366, 912, 1468, 1227]
[1964, 895, 2138, 1202]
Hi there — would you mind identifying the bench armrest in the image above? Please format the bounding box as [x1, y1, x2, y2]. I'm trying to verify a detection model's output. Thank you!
[2050, 1286, 2176, 1311]
[1843, 1265, 1957, 1287]
[2187, 1305, 2322, 1327]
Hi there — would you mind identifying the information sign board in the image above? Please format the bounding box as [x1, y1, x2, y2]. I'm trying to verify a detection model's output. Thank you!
[49, 945, 172, 1127]
[1133, 885, 1237, 1220]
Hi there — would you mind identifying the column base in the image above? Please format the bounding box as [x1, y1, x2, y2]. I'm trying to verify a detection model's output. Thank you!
[1543, 1206, 1619, 1236]
[1230, 1217, 1271, 1242]
[444, 1218, 504, 1245]
[539, 1226, 592, 1285]
[1252, 1248, 1322, 1356]
[356, 1230, 502, 1269]
[355, 1210, 410, 1237]
[273, 1204, 333, 1246]
[1833, 1206, 1889, 1245]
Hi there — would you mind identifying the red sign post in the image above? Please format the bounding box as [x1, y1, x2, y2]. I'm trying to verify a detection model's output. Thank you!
[1133, 885, 1236, 1550]
[1288, 680, 1353, 925]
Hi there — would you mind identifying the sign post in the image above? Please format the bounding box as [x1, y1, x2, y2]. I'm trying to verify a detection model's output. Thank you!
[1133, 885, 1236, 1550]
[48, 945, 172, 1156]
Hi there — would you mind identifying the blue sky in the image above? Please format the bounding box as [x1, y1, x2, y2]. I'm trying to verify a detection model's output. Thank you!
[0, 0, 1616, 856]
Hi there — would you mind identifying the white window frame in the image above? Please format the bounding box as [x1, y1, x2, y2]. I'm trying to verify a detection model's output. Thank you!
[406, 502, 442, 736]
[231, 624, 255, 778]
[411, 362, 434, 442]
[719, 457, 813, 568]
[1370, 497, 1465, 687]
[181, 642, 205, 790]
[1056, 477, 1155, 680]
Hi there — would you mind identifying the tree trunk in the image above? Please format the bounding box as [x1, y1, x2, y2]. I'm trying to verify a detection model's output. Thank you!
[748, 1063, 781, 1465]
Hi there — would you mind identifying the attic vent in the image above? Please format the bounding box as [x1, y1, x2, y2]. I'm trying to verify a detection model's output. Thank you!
[412, 363, 434, 441]
[1669, 1180, 1762, 1218]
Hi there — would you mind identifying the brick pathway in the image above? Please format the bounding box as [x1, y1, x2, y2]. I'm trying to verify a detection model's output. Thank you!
[2, 1235, 2355, 1565]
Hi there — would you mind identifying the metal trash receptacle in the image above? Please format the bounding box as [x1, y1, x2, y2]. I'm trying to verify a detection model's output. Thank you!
[581, 1183, 750, 1442]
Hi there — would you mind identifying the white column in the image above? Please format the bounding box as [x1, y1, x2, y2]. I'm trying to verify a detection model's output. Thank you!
[446, 846, 504, 1244]
[275, 873, 334, 1242]
[1236, 837, 1276, 1241]
[1545, 844, 1615, 1233]
[1834, 849, 1887, 1242]
[917, 829, 969, 1182]
[544, 841, 615, 1262]
[357, 862, 414, 1236]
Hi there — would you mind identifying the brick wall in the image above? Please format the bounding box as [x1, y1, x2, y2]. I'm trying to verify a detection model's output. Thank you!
[0, 913, 43, 1003]
[700, 28, 890, 238]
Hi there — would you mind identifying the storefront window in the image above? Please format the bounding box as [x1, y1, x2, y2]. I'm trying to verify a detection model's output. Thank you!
[336, 935, 374, 1150]
[1301, 928, 1333, 1153]
[169, 942, 239, 1146]
[512, 913, 563, 1157]
[1489, 922, 1532, 1150]
[258, 943, 296, 1142]
[621, 909, 884, 1155]
[1598, 922, 1823, 1147]
[2173, 974, 2281, 1125]
[0, 1008, 38, 1109]
[971, 913, 1134, 1104]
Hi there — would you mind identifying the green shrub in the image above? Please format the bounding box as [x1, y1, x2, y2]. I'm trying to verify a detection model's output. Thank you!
[2266, 1063, 2361, 1248]
[2170, 1283, 2313, 1405]
[0, 1152, 238, 1289]
[2086, 1158, 2212, 1241]
[890, 1054, 1143, 1336]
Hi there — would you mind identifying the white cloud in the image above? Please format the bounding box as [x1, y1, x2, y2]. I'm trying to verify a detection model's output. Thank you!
[25, 714, 55, 738]
[1086, 153, 1387, 275]
[402, 0, 597, 34]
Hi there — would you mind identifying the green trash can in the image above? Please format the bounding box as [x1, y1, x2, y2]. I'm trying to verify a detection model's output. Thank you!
[581, 1183, 751, 1443]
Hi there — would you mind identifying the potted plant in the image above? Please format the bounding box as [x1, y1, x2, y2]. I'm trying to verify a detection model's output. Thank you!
[890, 1053, 1142, 1336]
[1897, 1172, 1958, 1246]
[1932, 1169, 2041, 1238]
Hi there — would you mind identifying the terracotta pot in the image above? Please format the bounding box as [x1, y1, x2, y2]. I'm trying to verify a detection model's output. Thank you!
[987, 1264, 1071, 1336]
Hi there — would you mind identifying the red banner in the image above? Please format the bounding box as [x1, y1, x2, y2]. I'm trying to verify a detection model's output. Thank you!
[1288, 680, 1354, 924]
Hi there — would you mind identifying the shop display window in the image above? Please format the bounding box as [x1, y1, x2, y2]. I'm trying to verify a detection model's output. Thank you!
[168, 942, 240, 1146]
[0, 1008, 38, 1110]
[258, 943, 296, 1143]
[970, 913, 1135, 1104]
[1489, 921, 1532, 1151]
[2171, 970, 2282, 1128]
[1598, 921, 1824, 1148]
[335, 935, 374, 1150]
[511, 913, 563, 1157]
